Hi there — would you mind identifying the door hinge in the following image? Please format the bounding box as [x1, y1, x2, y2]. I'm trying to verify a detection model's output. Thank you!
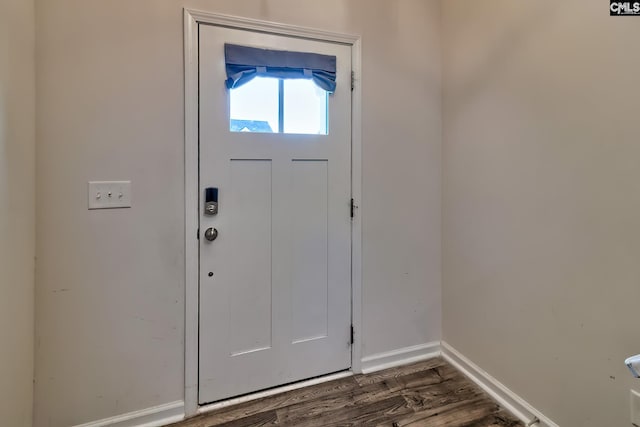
[350, 325, 355, 345]
[197, 228, 200, 240]
[350, 198, 358, 219]
[351, 71, 355, 91]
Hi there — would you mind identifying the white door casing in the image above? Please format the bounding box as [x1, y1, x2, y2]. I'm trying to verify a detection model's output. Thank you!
[198, 23, 353, 404]
[183, 11, 363, 416]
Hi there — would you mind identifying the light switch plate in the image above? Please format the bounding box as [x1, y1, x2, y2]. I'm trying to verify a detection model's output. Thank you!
[88, 181, 132, 209]
[632, 389, 640, 427]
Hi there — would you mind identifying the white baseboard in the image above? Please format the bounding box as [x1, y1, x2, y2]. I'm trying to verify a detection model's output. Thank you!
[72, 342, 558, 427]
[72, 400, 184, 427]
[360, 342, 441, 374]
[441, 342, 558, 427]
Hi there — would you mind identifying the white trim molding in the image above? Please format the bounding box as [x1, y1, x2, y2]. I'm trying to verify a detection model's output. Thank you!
[183, 7, 200, 419]
[441, 342, 559, 427]
[361, 342, 441, 374]
[183, 9, 358, 44]
[73, 342, 560, 427]
[72, 401, 184, 427]
[183, 8, 363, 417]
[349, 36, 363, 375]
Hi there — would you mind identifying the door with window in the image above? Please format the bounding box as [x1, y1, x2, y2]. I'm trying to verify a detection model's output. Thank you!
[198, 24, 352, 404]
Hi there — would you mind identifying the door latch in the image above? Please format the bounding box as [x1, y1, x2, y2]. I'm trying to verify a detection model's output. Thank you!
[204, 227, 218, 242]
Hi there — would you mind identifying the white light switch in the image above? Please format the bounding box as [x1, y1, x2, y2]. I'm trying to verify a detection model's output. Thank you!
[88, 181, 132, 209]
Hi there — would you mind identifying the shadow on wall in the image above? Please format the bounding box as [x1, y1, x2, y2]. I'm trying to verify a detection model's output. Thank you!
[446, 1, 567, 115]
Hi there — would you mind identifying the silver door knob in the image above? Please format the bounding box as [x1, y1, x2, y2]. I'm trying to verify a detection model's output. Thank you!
[204, 227, 218, 242]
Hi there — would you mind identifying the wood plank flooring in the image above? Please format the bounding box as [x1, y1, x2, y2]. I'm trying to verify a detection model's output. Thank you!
[169, 358, 523, 427]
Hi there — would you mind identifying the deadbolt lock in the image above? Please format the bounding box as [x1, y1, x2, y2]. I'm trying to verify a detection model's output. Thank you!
[205, 188, 219, 216]
[205, 202, 218, 215]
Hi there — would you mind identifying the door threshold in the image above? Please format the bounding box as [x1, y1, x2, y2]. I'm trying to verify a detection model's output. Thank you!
[197, 370, 353, 415]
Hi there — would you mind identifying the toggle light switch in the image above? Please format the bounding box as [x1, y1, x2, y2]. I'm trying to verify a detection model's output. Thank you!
[88, 181, 132, 209]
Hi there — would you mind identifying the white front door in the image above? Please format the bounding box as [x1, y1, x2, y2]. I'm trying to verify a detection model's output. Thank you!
[198, 24, 353, 404]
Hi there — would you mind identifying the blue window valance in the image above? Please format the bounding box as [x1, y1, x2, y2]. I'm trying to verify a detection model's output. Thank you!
[224, 44, 337, 93]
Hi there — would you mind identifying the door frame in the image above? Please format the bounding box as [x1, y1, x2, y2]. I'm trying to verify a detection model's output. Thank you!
[183, 9, 363, 417]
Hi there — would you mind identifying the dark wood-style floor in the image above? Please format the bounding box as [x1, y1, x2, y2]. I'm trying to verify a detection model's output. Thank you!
[169, 357, 523, 427]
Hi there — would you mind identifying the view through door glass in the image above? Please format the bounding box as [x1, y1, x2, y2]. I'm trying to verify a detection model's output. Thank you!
[229, 77, 328, 135]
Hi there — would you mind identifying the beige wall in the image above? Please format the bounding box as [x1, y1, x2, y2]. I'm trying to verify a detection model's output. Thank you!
[35, 1, 441, 425]
[0, 0, 36, 425]
[443, 1, 640, 426]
